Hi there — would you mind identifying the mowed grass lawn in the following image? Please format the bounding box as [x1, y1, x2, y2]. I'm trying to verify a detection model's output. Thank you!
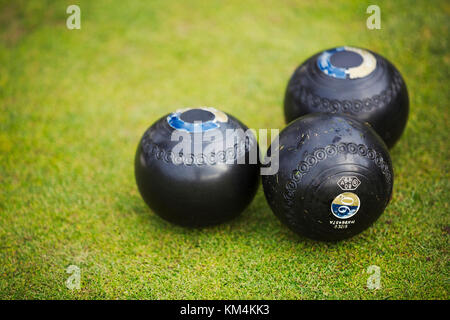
[0, 0, 448, 299]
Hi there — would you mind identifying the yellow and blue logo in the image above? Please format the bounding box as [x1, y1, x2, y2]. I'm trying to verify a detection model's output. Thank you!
[331, 192, 360, 219]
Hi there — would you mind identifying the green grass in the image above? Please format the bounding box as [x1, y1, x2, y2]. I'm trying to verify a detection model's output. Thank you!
[0, 0, 449, 299]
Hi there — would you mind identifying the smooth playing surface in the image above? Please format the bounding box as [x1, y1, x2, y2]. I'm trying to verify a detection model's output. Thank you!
[1, 0, 448, 299]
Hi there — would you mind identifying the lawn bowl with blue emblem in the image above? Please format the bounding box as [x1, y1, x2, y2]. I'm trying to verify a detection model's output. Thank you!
[284, 46, 409, 149]
[135, 107, 260, 227]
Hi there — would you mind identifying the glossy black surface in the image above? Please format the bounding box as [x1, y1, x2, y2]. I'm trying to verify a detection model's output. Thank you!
[284, 48, 409, 148]
[135, 109, 260, 227]
[262, 114, 394, 241]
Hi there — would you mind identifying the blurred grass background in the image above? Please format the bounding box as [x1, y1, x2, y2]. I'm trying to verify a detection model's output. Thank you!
[0, 0, 448, 299]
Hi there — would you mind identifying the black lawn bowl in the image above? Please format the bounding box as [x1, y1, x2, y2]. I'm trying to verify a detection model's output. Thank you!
[262, 113, 394, 241]
[135, 107, 260, 227]
[284, 46, 409, 148]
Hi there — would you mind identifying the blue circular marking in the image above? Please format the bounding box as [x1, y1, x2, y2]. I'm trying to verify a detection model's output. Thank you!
[317, 47, 347, 79]
[167, 112, 220, 132]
